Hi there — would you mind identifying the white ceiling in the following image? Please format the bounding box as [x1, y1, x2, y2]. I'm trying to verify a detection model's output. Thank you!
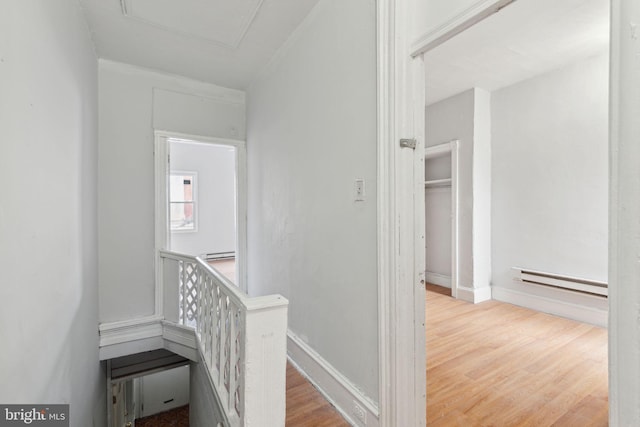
[80, 0, 321, 90]
[424, 0, 610, 105]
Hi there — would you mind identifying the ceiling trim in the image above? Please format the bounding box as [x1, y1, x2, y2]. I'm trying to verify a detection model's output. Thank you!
[411, 0, 516, 57]
[153, 87, 246, 108]
[119, 0, 265, 49]
[99, 59, 246, 103]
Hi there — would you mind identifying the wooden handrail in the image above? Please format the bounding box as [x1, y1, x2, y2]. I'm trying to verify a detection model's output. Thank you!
[158, 250, 288, 426]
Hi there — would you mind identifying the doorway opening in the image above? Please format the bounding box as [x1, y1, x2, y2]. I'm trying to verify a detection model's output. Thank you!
[155, 131, 247, 291]
[424, 141, 459, 298]
[419, 0, 610, 424]
[167, 140, 237, 282]
[108, 349, 191, 427]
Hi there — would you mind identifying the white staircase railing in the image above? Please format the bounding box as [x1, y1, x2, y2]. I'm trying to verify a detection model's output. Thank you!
[159, 250, 288, 426]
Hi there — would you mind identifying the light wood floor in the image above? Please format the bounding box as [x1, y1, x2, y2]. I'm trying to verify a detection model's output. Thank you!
[208, 258, 348, 425]
[286, 363, 349, 426]
[426, 284, 608, 426]
[208, 258, 236, 282]
[203, 259, 608, 425]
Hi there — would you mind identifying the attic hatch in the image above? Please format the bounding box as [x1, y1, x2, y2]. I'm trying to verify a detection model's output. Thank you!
[120, 0, 264, 48]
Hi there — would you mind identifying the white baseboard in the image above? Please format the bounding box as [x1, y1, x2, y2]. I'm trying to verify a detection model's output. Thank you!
[99, 315, 200, 361]
[162, 321, 197, 348]
[492, 286, 608, 327]
[456, 285, 492, 304]
[162, 321, 199, 361]
[99, 315, 164, 346]
[425, 272, 451, 288]
[287, 331, 379, 427]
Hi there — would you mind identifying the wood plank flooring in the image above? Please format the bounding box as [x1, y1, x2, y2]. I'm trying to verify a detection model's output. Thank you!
[201, 259, 607, 425]
[131, 365, 347, 426]
[426, 284, 608, 426]
[208, 258, 236, 282]
[286, 363, 349, 426]
[135, 404, 189, 427]
[206, 258, 348, 425]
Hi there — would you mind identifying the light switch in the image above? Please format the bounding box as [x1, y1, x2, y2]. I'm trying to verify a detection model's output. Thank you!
[355, 179, 365, 201]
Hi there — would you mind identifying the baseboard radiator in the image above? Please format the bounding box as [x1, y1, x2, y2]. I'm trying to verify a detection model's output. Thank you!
[513, 267, 608, 297]
[205, 251, 235, 260]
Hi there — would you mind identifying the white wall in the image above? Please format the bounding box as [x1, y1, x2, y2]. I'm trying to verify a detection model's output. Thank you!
[170, 142, 236, 256]
[189, 361, 224, 426]
[425, 186, 452, 282]
[472, 89, 492, 291]
[425, 154, 452, 181]
[140, 366, 189, 417]
[491, 53, 609, 311]
[98, 61, 245, 323]
[247, 0, 379, 401]
[0, 1, 106, 425]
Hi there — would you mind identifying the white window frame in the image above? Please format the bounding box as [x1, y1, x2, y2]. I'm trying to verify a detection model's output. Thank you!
[169, 170, 198, 233]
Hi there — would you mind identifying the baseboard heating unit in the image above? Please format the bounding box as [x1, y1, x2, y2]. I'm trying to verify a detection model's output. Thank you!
[513, 267, 608, 297]
[205, 252, 235, 261]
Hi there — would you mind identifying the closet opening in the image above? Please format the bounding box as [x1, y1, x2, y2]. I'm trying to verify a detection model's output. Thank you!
[424, 141, 459, 298]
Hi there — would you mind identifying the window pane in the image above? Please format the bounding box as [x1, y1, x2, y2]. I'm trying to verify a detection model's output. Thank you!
[169, 174, 194, 202]
[170, 202, 195, 230]
[169, 172, 196, 231]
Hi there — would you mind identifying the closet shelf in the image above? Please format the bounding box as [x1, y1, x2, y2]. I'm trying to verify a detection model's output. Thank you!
[424, 178, 452, 187]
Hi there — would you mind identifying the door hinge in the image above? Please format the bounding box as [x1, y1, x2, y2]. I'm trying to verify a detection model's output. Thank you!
[400, 138, 417, 149]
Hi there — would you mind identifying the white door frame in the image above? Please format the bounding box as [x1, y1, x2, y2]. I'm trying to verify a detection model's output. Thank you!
[424, 141, 460, 298]
[379, 0, 585, 425]
[609, 0, 639, 424]
[376, 0, 426, 425]
[401, 0, 634, 425]
[154, 130, 248, 303]
[378, 2, 510, 424]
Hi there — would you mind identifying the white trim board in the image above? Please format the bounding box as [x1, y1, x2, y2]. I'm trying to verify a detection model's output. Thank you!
[425, 272, 451, 288]
[99, 316, 200, 361]
[99, 315, 165, 347]
[457, 285, 492, 304]
[162, 321, 198, 348]
[287, 331, 379, 427]
[99, 59, 246, 105]
[410, 0, 516, 57]
[492, 286, 607, 327]
[375, 0, 395, 424]
[162, 321, 200, 361]
[377, 0, 428, 425]
[609, 1, 640, 422]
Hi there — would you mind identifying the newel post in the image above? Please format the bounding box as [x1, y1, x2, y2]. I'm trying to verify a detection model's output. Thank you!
[241, 296, 289, 426]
